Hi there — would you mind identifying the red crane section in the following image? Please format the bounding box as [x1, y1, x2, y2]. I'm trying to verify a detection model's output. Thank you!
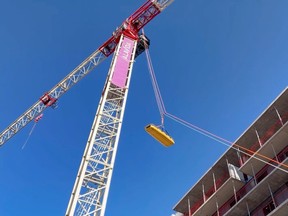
[100, 0, 164, 57]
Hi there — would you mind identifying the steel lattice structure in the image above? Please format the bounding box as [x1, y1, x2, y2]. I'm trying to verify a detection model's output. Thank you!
[66, 35, 138, 216]
[0, 50, 107, 146]
[0, 0, 174, 215]
[0, 0, 173, 147]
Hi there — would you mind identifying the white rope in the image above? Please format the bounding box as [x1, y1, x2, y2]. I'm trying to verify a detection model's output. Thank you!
[165, 113, 288, 174]
[142, 31, 288, 174]
[22, 122, 37, 149]
[143, 29, 166, 126]
[145, 48, 164, 115]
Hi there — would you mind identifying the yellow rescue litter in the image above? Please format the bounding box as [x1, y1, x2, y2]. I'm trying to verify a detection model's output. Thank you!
[145, 124, 175, 147]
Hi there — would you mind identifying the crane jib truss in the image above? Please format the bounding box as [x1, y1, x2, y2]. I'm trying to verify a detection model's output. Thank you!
[0, 0, 173, 147]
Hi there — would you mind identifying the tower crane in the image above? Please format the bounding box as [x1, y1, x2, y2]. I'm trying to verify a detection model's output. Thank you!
[0, 0, 174, 215]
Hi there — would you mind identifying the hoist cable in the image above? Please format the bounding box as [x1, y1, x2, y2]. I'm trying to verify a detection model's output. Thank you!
[143, 38, 288, 174]
[143, 29, 166, 126]
[22, 122, 37, 149]
[165, 112, 288, 174]
[144, 48, 165, 116]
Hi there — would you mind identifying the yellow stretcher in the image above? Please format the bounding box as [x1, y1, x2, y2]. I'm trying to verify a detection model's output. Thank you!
[145, 124, 175, 147]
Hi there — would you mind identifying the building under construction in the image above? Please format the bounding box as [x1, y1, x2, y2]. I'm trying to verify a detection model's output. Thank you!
[173, 88, 288, 216]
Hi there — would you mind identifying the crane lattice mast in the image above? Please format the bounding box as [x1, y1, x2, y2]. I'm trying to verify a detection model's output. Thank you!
[66, 33, 140, 216]
[0, 0, 174, 215]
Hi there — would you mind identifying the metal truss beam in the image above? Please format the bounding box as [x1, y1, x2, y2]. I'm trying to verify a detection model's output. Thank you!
[0, 49, 106, 146]
[66, 34, 138, 216]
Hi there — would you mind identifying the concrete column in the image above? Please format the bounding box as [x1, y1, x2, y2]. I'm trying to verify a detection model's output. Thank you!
[232, 180, 238, 202]
[255, 129, 262, 146]
[237, 148, 243, 166]
[246, 201, 251, 216]
[250, 163, 257, 185]
[188, 198, 191, 216]
[274, 106, 283, 126]
[271, 144, 279, 162]
[267, 182, 276, 207]
[226, 158, 230, 174]
[202, 183, 206, 202]
[215, 196, 220, 216]
[213, 172, 217, 192]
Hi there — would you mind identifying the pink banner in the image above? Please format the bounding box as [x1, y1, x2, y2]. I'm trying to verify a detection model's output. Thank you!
[111, 37, 135, 88]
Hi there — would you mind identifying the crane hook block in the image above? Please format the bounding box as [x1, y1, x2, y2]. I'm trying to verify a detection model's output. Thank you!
[145, 124, 174, 147]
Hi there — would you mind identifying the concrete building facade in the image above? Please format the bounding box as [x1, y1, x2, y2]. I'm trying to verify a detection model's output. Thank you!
[173, 88, 288, 216]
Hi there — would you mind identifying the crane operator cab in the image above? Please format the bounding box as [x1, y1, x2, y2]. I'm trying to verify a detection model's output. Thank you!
[145, 124, 175, 147]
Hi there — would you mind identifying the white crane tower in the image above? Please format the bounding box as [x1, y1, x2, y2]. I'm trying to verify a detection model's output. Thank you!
[0, 0, 174, 215]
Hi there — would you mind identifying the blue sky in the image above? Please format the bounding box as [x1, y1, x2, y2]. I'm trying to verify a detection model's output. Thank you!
[1, 0, 288, 215]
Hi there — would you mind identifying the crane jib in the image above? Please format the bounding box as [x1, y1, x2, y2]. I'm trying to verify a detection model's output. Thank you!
[0, 1, 173, 148]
